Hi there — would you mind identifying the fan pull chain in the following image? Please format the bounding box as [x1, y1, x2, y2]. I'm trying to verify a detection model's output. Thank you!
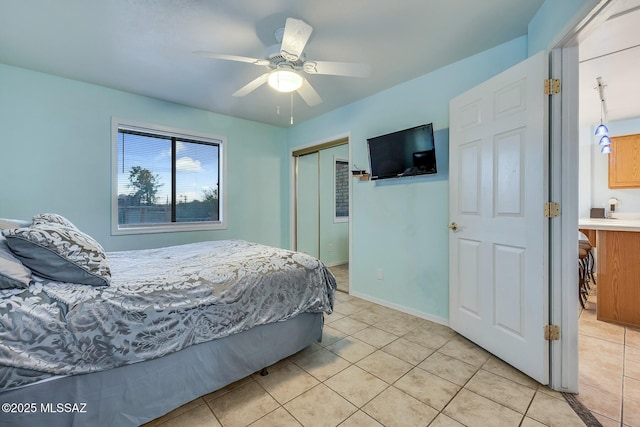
[290, 93, 294, 125]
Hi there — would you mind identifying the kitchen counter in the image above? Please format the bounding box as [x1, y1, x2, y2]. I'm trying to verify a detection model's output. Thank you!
[579, 216, 640, 328]
[579, 217, 640, 232]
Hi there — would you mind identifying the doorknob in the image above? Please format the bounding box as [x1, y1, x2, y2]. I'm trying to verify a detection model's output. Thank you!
[448, 222, 459, 231]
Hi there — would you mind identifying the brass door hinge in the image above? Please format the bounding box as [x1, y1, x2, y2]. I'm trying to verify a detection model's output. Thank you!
[545, 324, 560, 341]
[545, 79, 561, 95]
[544, 202, 560, 218]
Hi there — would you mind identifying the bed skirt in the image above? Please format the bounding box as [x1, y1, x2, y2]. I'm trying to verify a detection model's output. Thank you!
[0, 312, 323, 427]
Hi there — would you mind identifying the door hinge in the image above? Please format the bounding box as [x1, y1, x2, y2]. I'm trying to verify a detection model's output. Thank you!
[545, 324, 560, 341]
[544, 202, 560, 218]
[544, 79, 561, 95]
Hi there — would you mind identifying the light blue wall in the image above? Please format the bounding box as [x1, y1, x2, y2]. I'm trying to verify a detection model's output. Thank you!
[0, 63, 288, 251]
[286, 37, 528, 321]
[527, 0, 598, 54]
[580, 117, 640, 215]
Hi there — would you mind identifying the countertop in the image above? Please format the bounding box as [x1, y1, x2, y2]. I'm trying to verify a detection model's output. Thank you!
[579, 215, 640, 232]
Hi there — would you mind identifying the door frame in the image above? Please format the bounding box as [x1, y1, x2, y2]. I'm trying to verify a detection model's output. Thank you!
[550, 0, 617, 392]
[549, 45, 580, 393]
[289, 133, 352, 276]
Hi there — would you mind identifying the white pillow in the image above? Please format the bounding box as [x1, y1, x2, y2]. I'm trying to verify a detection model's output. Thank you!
[32, 213, 79, 230]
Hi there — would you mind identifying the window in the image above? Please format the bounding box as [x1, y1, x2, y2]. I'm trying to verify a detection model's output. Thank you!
[111, 118, 226, 234]
[334, 158, 349, 222]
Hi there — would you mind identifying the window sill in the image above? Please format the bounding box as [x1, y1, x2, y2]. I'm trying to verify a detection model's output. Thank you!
[111, 221, 227, 236]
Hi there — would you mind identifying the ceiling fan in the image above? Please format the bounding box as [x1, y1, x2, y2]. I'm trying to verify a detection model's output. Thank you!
[195, 18, 371, 106]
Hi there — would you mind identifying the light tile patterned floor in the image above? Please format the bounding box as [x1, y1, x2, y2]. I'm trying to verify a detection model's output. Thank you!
[329, 264, 349, 293]
[144, 291, 587, 427]
[578, 284, 640, 427]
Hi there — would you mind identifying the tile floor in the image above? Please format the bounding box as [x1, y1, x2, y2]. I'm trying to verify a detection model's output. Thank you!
[144, 290, 587, 427]
[577, 283, 640, 427]
[329, 264, 349, 294]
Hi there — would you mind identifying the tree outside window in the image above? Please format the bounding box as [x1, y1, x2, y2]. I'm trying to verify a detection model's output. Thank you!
[113, 121, 224, 234]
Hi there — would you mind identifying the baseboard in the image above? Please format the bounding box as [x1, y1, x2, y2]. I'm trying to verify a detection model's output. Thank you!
[348, 290, 449, 327]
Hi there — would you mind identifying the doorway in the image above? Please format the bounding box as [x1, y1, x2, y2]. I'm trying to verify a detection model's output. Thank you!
[293, 137, 350, 293]
[549, 0, 640, 422]
[572, 2, 640, 424]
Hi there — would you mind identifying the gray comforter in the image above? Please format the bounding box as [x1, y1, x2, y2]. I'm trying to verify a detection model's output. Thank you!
[0, 240, 335, 391]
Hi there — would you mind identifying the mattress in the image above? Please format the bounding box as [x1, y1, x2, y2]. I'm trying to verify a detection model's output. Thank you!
[0, 240, 336, 391]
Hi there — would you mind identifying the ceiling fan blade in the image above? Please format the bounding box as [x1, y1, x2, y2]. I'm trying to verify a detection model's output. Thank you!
[232, 73, 269, 97]
[297, 79, 322, 106]
[303, 60, 371, 78]
[280, 18, 313, 62]
[194, 51, 270, 66]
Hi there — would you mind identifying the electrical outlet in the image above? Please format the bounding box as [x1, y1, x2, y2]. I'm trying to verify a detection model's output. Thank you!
[376, 269, 384, 280]
[328, 243, 334, 252]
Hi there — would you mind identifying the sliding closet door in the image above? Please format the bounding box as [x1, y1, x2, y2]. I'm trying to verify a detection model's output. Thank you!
[296, 153, 319, 257]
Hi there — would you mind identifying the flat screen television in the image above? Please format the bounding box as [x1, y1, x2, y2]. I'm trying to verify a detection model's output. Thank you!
[367, 123, 436, 180]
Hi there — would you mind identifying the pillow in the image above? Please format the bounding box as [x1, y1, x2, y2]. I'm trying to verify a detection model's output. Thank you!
[0, 236, 32, 289]
[0, 218, 31, 230]
[2, 225, 110, 287]
[32, 213, 79, 230]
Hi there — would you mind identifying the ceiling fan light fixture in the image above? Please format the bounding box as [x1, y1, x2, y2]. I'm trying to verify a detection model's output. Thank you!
[268, 69, 302, 93]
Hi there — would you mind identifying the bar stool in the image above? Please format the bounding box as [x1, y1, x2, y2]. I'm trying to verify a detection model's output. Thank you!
[578, 246, 589, 308]
[579, 239, 593, 289]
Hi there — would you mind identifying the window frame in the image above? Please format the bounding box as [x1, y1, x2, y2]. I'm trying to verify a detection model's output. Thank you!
[111, 117, 227, 235]
[334, 156, 349, 223]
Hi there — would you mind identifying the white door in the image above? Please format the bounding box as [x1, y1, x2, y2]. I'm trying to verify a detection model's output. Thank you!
[449, 51, 549, 384]
[296, 153, 320, 257]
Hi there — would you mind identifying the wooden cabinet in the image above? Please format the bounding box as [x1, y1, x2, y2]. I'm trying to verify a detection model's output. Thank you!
[596, 229, 640, 327]
[609, 133, 640, 188]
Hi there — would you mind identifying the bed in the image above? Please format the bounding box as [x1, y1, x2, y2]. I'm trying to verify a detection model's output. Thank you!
[0, 214, 335, 426]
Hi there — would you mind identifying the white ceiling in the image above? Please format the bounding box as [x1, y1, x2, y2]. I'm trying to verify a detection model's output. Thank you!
[579, 3, 640, 127]
[0, 0, 545, 127]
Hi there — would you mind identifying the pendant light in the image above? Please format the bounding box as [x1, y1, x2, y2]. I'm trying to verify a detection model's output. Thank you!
[595, 122, 609, 136]
[594, 77, 611, 154]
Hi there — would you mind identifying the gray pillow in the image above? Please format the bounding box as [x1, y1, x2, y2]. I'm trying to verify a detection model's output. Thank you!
[0, 236, 32, 289]
[32, 213, 79, 230]
[0, 218, 31, 230]
[2, 225, 111, 287]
